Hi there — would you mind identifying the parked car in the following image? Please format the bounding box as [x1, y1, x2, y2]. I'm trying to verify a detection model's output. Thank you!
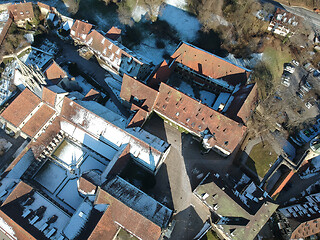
[285, 65, 295, 73]
[292, 59, 299, 66]
[305, 101, 314, 109]
[296, 91, 304, 99]
[281, 79, 290, 87]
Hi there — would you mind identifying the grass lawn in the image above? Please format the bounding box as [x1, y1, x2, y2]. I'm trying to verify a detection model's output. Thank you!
[263, 46, 292, 85]
[246, 141, 278, 178]
[201, 230, 220, 240]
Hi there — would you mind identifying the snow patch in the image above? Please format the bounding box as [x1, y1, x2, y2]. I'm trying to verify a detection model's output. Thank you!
[0, 216, 17, 239]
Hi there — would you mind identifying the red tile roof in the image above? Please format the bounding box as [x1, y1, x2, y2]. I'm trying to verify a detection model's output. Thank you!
[120, 74, 158, 112]
[43, 61, 67, 85]
[21, 104, 55, 137]
[0, 210, 35, 240]
[154, 83, 247, 153]
[8, 2, 34, 21]
[83, 89, 100, 101]
[89, 188, 161, 240]
[78, 176, 96, 195]
[42, 86, 57, 107]
[1, 88, 41, 127]
[292, 218, 320, 239]
[2, 181, 33, 207]
[127, 104, 149, 128]
[171, 43, 249, 86]
[106, 26, 121, 41]
[70, 20, 93, 40]
[147, 60, 172, 90]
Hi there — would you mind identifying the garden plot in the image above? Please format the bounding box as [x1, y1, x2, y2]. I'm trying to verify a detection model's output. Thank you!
[34, 162, 67, 194]
[53, 140, 84, 166]
[57, 179, 84, 210]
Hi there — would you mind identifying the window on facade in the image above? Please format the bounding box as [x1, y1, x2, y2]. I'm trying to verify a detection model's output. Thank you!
[176, 112, 180, 117]
[225, 141, 228, 145]
[186, 118, 190, 123]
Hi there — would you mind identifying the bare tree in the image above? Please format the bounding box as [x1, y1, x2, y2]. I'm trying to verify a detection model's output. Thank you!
[63, 0, 80, 15]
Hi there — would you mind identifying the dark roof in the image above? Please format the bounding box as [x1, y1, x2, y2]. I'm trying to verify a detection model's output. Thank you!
[147, 60, 172, 90]
[8, 2, 34, 21]
[89, 187, 162, 240]
[1, 88, 41, 127]
[171, 42, 250, 86]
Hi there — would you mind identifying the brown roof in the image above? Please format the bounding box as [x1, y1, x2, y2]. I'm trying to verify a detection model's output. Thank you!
[1, 88, 41, 127]
[70, 20, 93, 40]
[0, 210, 35, 240]
[21, 104, 55, 137]
[292, 218, 320, 239]
[83, 89, 100, 100]
[120, 74, 158, 112]
[78, 176, 96, 195]
[89, 188, 161, 240]
[2, 181, 33, 207]
[171, 43, 249, 86]
[43, 60, 67, 85]
[147, 60, 172, 90]
[42, 87, 56, 107]
[154, 83, 247, 153]
[225, 83, 258, 123]
[127, 104, 149, 128]
[106, 26, 121, 41]
[8, 2, 34, 21]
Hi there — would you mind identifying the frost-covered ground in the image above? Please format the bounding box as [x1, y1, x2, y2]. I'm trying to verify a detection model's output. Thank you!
[0, 10, 9, 34]
[159, 4, 200, 42]
[132, 36, 177, 65]
[225, 53, 263, 69]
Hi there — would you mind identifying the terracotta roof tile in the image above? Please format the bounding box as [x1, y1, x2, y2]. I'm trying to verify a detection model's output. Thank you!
[70, 20, 93, 40]
[147, 60, 172, 90]
[1, 88, 41, 127]
[2, 181, 33, 207]
[154, 83, 247, 153]
[106, 26, 121, 41]
[127, 105, 149, 128]
[171, 42, 249, 86]
[120, 74, 158, 112]
[21, 104, 55, 137]
[43, 60, 67, 85]
[78, 176, 97, 195]
[8, 2, 34, 21]
[83, 89, 100, 101]
[0, 210, 35, 240]
[42, 87, 56, 107]
[89, 188, 161, 240]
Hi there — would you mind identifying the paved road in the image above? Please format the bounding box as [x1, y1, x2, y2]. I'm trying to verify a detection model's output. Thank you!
[261, 0, 320, 31]
[144, 115, 237, 239]
[48, 34, 130, 117]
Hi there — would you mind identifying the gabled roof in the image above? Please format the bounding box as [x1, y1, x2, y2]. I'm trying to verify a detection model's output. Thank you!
[70, 20, 93, 40]
[171, 42, 250, 86]
[8, 2, 34, 21]
[43, 60, 67, 85]
[147, 60, 172, 90]
[83, 89, 100, 101]
[21, 104, 55, 137]
[42, 86, 57, 107]
[2, 181, 33, 207]
[1, 88, 41, 127]
[154, 83, 247, 153]
[106, 26, 121, 41]
[120, 74, 158, 112]
[89, 188, 162, 240]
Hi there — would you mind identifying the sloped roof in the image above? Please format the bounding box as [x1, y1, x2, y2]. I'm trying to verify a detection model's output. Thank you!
[2, 181, 33, 207]
[43, 60, 67, 85]
[171, 42, 250, 86]
[42, 86, 56, 107]
[90, 188, 162, 240]
[1, 88, 41, 127]
[83, 89, 100, 101]
[154, 83, 247, 153]
[127, 104, 149, 128]
[225, 83, 258, 123]
[106, 26, 121, 41]
[147, 60, 172, 90]
[120, 74, 158, 112]
[0, 210, 35, 240]
[70, 20, 92, 39]
[78, 176, 96, 195]
[21, 104, 55, 137]
[8, 2, 34, 21]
